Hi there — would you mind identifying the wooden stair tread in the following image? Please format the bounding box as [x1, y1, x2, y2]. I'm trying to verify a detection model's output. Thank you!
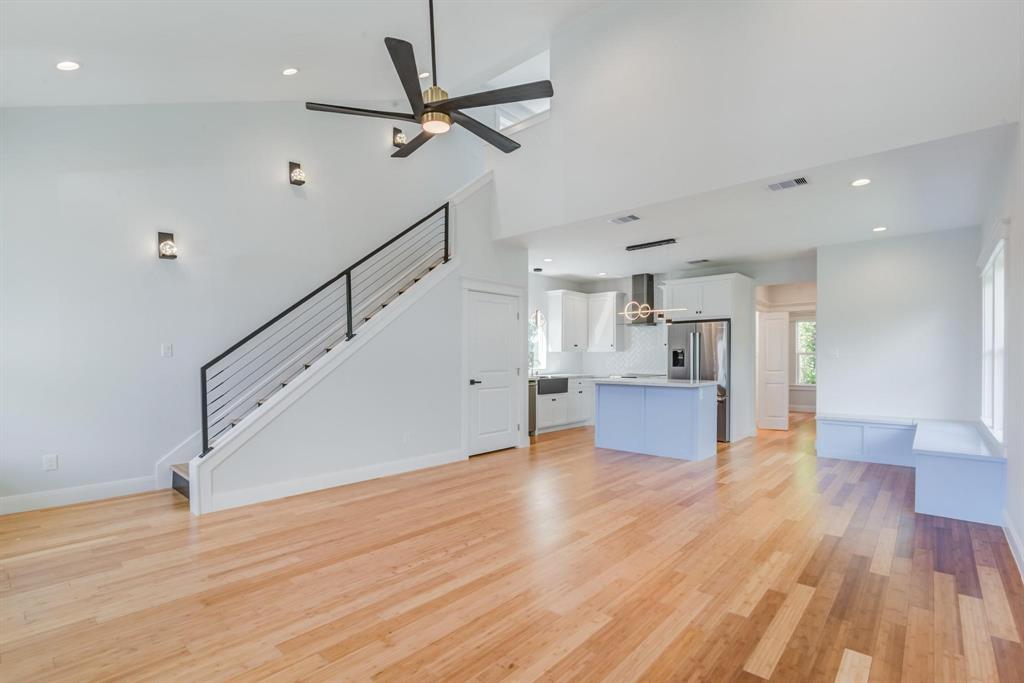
[170, 463, 189, 479]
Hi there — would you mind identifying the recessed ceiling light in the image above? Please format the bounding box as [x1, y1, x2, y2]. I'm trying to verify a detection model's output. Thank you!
[56, 61, 80, 71]
[419, 71, 430, 79]
[543, 258, 553, 262]
[851, 178, 871, 187]
[282, 67, 299, 76]
[873, 226, 888, 232]
[597, 272, 607, 276]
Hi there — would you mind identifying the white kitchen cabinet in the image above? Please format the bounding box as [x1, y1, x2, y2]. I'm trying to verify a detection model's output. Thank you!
[662, 276, 734, 319]
[537, 394, 568, 429]
[586, 292, 626, 352]
[567, 379, 592, 423]
[546, 290, 589, 352]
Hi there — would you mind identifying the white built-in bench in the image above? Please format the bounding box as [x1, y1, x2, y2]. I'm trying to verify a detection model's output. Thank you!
[912, 420, 1005, 525]
[815, 413, 917, 467]
[816, 414, 1006, 525]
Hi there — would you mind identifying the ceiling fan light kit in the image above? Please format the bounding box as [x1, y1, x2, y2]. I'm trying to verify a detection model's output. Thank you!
[305, 0, 552, 158]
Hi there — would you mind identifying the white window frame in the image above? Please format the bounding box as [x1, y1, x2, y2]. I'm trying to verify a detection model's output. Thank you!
[529, 308, 548, 373]
[980, 240, 1005, 442]
[791, 316, 816, 387]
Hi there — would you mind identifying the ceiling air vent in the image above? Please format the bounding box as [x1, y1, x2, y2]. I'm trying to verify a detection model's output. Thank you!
[767, 177, 809, 192]
[609, 214, 640, 224]
[625, 238, 676, 252]
[686, 258, 710, 265]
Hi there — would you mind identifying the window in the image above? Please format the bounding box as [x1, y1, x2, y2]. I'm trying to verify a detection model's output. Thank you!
[529, 309, 547, 373]
[487, 51, 551, 133]
[793, 319, 816, 386]
[981, 241, 1005, 441]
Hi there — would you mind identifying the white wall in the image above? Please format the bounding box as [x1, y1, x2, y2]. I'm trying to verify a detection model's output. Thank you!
[0, 101, 484, 506]
[488, 0, 1021, 237]
[817, 227, 980, 420]
[200, 271, 464, 511]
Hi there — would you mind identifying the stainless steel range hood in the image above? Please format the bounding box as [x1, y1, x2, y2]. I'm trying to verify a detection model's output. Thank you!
[629, 274, 656, 325]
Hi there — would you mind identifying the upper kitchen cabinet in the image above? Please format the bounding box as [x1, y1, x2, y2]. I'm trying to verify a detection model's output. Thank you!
[662, 274, 745, 320]
[546, 290, 589, 352]
[587, 292, 626, 352]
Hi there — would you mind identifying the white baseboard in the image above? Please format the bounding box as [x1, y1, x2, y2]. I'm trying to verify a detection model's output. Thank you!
[154, 431, 201, 489]
[0, 476, 155, 515]
[207, 448, 465, 513]
[1004, 511, 1024, 583]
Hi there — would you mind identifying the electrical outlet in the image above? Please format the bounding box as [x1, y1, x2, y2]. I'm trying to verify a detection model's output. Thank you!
[42, 453, 58, 471]
[161, 343, 174, 358]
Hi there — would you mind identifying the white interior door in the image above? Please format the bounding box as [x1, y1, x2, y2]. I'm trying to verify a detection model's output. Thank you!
[466, 290, 519, 455]
[758, 311, 790, 430]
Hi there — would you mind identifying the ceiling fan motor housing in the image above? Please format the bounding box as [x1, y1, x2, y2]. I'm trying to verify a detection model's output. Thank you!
[421, 85, 451, 132]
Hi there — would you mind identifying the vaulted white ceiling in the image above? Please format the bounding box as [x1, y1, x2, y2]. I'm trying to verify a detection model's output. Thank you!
[515, 125, 1016, 280]
[0, 0, 593, 108]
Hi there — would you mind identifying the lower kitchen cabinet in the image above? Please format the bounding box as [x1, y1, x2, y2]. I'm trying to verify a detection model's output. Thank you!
[539, 380, 595, 432]
[536, 394, 568, 429]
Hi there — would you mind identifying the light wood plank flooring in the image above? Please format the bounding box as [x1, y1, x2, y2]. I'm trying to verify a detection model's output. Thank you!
[2, 414, 1023, 682]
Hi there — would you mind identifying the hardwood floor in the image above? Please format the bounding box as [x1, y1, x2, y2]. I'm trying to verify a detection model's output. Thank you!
[2, 414, 1023, 682]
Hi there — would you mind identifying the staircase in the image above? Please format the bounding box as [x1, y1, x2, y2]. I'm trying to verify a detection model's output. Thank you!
[172, 204, 449, 500]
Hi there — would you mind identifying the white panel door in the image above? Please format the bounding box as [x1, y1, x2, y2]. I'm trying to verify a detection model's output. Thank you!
[758, 311, 790, 430]
[467, 291, 519, 455]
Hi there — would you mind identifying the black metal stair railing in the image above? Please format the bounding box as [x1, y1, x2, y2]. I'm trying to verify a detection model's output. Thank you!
[199, 204, 449, 454]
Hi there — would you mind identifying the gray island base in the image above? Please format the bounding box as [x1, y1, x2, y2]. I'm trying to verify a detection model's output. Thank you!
[593, 379, 718, 460]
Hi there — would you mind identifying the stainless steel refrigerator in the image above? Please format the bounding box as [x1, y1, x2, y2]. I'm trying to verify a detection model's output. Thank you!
[667, 320, 730, 442]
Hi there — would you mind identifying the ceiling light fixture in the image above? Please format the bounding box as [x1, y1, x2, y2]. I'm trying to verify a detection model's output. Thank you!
[56, 61, 80, 71]
[873, 226, 887, 232]
[419, 71, 430, 79]
[543, 258, 553, 262]
[158, 232, 178, 260]
[597, 272, 607, 276]
[282, 67, 299, 76]
[851, 178, 871, 187]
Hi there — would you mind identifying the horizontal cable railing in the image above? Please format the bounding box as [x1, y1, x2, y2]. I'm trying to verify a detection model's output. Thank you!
[200, 204, 449, 454]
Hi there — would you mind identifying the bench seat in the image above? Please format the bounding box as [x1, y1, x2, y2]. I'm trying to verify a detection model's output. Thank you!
[913, 420, 1005, 525]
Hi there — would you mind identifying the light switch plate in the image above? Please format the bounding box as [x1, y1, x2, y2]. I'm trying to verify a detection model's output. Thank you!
[161, 343, 174, 358]
[43, 453, 58, 471]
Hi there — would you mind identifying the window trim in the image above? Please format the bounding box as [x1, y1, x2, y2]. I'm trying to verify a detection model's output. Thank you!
[791, 316, 817, 388]
[980, 239, 1005, 443]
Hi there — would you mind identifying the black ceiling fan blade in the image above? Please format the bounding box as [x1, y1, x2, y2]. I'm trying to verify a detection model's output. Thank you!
[391, 131, 434, 158]
[429, 80, 553, 112]
[306, 102, 418, 122]
[450, 110, 520, 153]
[384, 37, 425, 116]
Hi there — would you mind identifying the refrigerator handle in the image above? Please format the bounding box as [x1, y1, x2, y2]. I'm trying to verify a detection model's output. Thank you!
[695, 331, 701, 383]
[688, 331, 695, 383]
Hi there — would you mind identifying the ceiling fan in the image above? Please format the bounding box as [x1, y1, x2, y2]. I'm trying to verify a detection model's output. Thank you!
[306, 0, 553, 158]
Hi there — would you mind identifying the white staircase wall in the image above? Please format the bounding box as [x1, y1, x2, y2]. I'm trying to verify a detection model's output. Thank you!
[192, 175, 528, 514]
[194, 267, 464, 513]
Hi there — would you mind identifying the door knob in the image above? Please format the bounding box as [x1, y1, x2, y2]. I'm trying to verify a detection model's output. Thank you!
[469, 379, 482, 385]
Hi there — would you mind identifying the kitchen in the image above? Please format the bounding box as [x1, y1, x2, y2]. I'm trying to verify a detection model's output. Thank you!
[528, 269, 756, 459]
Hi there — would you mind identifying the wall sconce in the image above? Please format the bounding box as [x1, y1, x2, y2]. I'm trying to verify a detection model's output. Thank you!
[289, 161, 306, 186]
[158, 232, 178, 259]
[392, 127, 407, 148]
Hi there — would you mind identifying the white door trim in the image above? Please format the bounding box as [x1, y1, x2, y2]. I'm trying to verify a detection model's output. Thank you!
[461, 278, 528, 456]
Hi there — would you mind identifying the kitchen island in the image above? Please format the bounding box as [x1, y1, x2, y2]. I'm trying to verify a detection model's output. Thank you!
[594, 378, 718, 460]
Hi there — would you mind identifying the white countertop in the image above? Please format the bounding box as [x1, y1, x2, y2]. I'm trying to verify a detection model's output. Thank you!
[593, 378, 718, 388]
